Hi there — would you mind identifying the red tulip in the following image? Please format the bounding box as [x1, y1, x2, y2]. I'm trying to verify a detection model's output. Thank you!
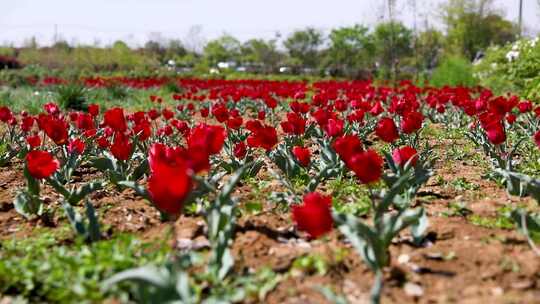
[348, 149, 383, 184]
[110, 132, 132, 160]
[40, 115, 68, 145]
[401, 111, 423, 134]
[172, 120, 190, 137]
[233, 141, 247, 159]
[226, 117, 243, 130]
[88, 104, 100, 117]
[148, 109, 160, 120]
[200, 107, 209, 118]
[281, 112, 306, 135]
[347, 109, 365, 123]
[104, 108, 127, 132]
[518, 101, 532, 113]
[133, 121, 152, 141]
[162, 108, 175, 120]
[76, 113, 95, 131]
[264, 96, 278, 109]
[484, 121, 506, 145]
[83, 129, 97, 138]
[375, 117, 399, 143]
[246, 121, 278, 151]
[43, 103, 60, 115]
[0, 107, 13, 122]
[97, 136, 110, 149]
[506, 114, 517, 124]
[324, 119, 344, 137]
[290, 101, 310, 114]
[26, 150, 59, 179]
[188, 123, 225, 155]
[21, 116, 35, 132]
[68, 138, 85, 155]
[292, 192, 333, 239]
[26, 135, 41, 149]
[392, 146, 418, 167]
[534, 131, 540, 149]
[69, 112, 79, 122]
[147, 143, 192, 215]
[370, 101, 384, 116]
[292, 146, 311, 167]
[534, 106, 540, 117]
[333, 135, 363, 164]
[212, 104, 229, 123]
[157, 125, 174, 137]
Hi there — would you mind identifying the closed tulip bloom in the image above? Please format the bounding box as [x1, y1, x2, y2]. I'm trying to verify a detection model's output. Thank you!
[401, 111, 423, 134]
[103, 108, 127, 132]
[110, 133, 132, 161]
[147, 143, 192, 215]
[348, 149, 383, 184]
[292, 146, 311, 167]
[187, 123, 226, 155]
[292, 192, 333, 239]
[375, 117, 399, 143]
[484, 121, 506, 145]
[392, 146, 418, 167]
[233, 141, 247, 159]
[68, 138, 85, 155]
[324, 119, 344, 137]
[534, 131, 540, 149]
[332, 135, 363, 164]
[26, 150, 59, 179]
[246, 121, 278, 151]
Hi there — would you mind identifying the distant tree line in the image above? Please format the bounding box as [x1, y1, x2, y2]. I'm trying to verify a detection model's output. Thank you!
[0, 0, 522, 80]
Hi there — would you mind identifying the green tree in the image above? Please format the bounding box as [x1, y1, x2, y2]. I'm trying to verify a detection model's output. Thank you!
[442, 0, 518, 60]
[202, 35, 241, 67]
[166, 40, 188, 58]
[416, 29, 444, 71]
[240, 39, 282, 73]
[283, 28, 323, 70]
[143, 40, 165, 61]
[373, 21, 413, 79]
[325, 25, 375, 78]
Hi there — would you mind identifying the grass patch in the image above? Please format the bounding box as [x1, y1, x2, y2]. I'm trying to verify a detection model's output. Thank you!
[329, 177, 371, 216]
[0, 231, 170, 303]
[468, 207, 515, 230]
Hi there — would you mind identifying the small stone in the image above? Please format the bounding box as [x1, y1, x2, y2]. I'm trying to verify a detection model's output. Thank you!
[176, 238, 193, 250]
[398, 254, 410, 264]
[511, 280, 534, 290]
[423, 252, 443, 260]
[491, 287, 504, 296]
[404, 282, 424, 297]
[296, 241, 311, 249]
[438, 229, 455, 240]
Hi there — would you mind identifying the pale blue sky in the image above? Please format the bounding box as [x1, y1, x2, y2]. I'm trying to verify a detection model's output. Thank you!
[1, 0, 538, 48]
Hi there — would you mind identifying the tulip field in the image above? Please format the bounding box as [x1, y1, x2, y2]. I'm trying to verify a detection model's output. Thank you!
[1, 77, 540, 303]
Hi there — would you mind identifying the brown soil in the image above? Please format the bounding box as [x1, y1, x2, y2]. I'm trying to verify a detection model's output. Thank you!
[1, 134, 540, 303]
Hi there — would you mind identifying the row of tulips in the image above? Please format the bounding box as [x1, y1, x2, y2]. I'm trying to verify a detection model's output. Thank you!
[2, 78, 540, 303]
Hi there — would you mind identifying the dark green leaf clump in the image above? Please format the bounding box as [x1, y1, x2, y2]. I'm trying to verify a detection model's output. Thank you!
[56, 84, 88, 111]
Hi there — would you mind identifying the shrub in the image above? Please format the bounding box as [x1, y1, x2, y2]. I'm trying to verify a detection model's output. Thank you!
[474, 37, 540, 98]
[430, 56, 477, 87]
[56, 84, 88, 111]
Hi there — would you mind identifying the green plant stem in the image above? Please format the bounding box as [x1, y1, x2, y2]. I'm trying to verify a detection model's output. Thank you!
[370, 270, 383, 304]
[521, 211, 540, 257]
